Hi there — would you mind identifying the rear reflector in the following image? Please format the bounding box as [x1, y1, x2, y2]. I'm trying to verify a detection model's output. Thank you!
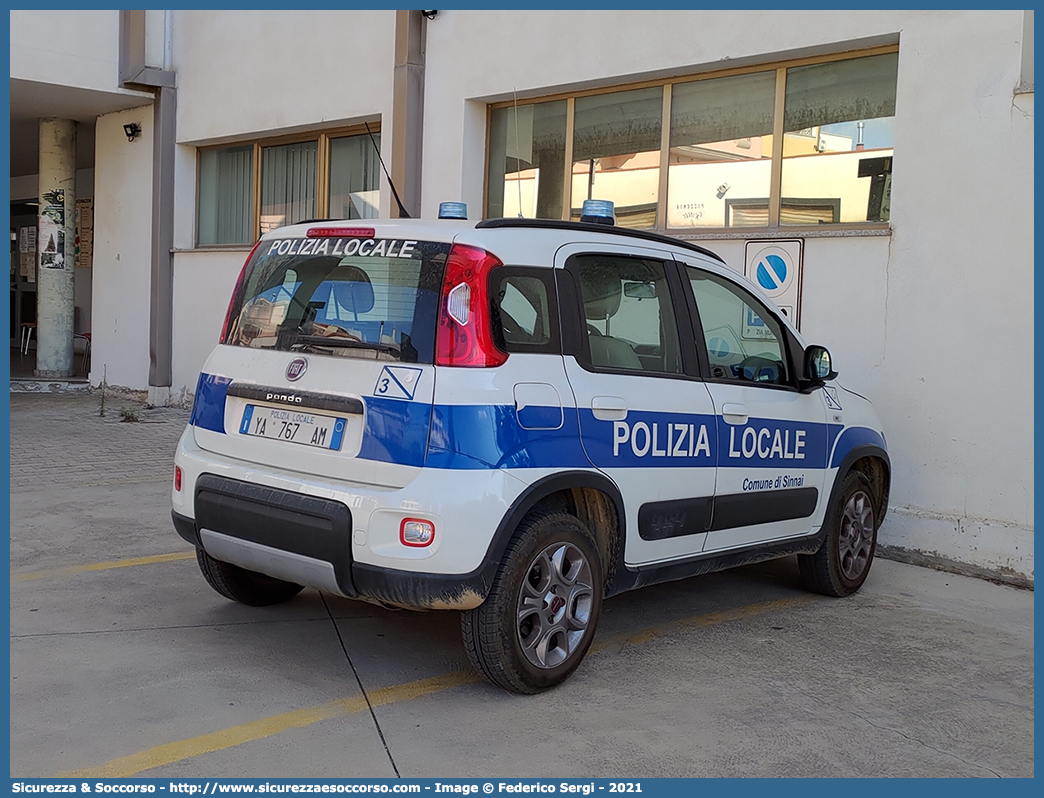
[174, 466, 182, 492]
[306, 227, 375, 238]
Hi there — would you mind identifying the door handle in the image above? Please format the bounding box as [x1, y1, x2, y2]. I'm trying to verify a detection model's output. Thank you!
[721, 403, 749, 425]
[591, 396, 628, 421]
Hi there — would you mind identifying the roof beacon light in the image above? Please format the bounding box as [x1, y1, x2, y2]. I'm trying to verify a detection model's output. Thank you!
[580, 199, 616, 226]
[439, 201, 468, 220]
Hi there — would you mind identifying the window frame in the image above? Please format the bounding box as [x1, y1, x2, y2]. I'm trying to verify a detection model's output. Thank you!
[195, 123, 381, 249]
[484, 44, 898, 233]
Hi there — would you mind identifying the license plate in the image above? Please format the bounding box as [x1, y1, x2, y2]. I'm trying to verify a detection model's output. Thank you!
[239, 405, 346, 451]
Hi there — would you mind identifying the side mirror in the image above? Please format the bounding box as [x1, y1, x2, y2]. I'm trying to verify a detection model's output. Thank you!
[804, 345, 837, 383]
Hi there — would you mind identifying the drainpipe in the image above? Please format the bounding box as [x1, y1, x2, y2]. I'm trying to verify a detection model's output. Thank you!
[120, 10, 176, 405]
[391, 10, 426, 218]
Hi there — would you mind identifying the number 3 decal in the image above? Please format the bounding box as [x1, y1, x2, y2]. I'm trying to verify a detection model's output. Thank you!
[373, 366, 422, 400]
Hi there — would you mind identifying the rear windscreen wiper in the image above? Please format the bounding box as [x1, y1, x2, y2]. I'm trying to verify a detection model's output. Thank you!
[291, 335, 401, 354]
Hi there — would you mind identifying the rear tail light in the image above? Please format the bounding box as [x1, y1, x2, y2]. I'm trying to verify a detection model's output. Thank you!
[400, 518, 435, 547]
[219, 239, 262, 343]
[174, 466, 182, 492]
[435, 244, 507, 368]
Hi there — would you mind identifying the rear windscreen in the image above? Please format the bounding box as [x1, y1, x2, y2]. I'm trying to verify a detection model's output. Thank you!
[223, 237, 450, 363]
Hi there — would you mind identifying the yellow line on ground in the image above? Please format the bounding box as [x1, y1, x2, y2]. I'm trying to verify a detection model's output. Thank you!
[12, 551, 196, 582]
[56, 672, 480, 778]
[53, 595, 808, 778]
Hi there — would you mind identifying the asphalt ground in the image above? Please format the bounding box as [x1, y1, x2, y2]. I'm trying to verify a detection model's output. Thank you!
[8, 392, 1035, 778]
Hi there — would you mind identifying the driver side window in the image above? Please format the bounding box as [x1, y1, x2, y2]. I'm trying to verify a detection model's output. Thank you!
[688, 268, 789, 385]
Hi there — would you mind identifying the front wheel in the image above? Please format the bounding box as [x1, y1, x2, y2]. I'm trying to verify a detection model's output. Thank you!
[798, 470, 878, 597]
[462, 511, 604, 694]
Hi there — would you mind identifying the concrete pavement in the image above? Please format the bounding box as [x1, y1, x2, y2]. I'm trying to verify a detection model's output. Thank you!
[8, 392, 1034, 778]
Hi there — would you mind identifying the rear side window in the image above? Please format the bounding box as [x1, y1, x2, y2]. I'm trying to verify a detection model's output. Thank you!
[490, 268, 559, 354]
[223, 237, 450, 363]
[574, 255, 682, 375]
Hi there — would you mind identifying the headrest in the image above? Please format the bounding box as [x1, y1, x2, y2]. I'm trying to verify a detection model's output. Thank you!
[330, 266, 375, 314]
[580, 270, 621, 320]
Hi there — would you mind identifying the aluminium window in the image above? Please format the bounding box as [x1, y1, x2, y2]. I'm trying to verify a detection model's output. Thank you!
[197, 127, 381, 247]
[486, 47, 898, 231]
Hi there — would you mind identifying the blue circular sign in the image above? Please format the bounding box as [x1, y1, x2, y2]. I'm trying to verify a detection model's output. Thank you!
[756, 254, 788, 292]
[708, 337, 730, 358]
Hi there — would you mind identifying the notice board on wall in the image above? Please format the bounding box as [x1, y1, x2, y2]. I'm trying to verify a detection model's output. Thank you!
[76, 198, 93, 268]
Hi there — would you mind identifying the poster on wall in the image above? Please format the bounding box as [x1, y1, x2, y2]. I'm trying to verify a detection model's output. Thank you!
[39, 188, 65, 270]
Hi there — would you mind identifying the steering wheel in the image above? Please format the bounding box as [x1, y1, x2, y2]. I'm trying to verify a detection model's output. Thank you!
[736, 356, 782, 384]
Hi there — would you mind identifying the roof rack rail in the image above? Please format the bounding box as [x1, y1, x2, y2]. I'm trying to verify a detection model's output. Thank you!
[474, 217, 724, 263]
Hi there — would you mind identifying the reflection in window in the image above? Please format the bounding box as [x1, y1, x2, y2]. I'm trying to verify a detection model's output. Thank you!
[667, 72, 776, 229]
[571, 88, 663, 229]
[260, 141, 318, 234]
[198, 145, 254, 246]
[493, 274, 552, 350]
[689, 268, 788, 385]
[329, 133, 381, 220]
[487, 100, 567, 220]
[781, 53, 898, 224]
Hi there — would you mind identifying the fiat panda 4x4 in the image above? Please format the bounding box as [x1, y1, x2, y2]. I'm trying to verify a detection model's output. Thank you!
[172, 200, 890, 694]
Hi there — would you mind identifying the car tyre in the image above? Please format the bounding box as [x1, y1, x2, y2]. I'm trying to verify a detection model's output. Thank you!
[196, 547, 304, 606]
[798, 470, 878, 597]
[461, 510, 604, 694]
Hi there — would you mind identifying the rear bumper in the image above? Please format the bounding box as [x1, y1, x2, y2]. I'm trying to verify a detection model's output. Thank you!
[173, 475, 492, 609]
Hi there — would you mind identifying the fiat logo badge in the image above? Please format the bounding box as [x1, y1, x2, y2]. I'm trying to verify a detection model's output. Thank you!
[286, 357, 308, 382]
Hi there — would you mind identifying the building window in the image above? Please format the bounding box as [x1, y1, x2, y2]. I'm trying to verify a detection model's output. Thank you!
[487, 100, 567, 220]
[571, 87, 663, 229]
[260, 141, 318, 235]
[485, 47, 898, 231]
[781, 53, 897, 224]
[668, 71, 776, 229]
[197, 145, 254, 247]
[197, 127, 381, 247]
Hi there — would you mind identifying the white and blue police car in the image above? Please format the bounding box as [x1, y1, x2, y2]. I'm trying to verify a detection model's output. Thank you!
[172, 199, 889, 693]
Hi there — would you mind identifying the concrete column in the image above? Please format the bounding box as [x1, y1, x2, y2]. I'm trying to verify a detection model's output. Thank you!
[35, 118, 76, 378]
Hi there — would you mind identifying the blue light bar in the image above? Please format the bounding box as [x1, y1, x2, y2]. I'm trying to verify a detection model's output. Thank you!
[580, 199, 615, 226]
[438, 201, 468, 220]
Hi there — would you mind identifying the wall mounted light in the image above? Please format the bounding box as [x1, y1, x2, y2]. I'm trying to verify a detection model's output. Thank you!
[123, 123, 142, 142]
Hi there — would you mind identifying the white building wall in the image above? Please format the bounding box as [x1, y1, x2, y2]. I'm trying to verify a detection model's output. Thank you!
[90, 106, 155, 390]
[172, 10, 395, 145]
[10, 10, 121, 91]
[171, 251, 245, 399]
